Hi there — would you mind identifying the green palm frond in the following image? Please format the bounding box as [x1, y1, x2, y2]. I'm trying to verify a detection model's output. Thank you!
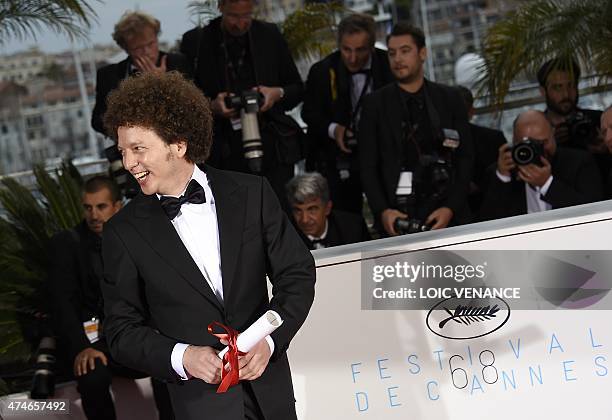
[282, 2, 347, 61]
[0, 160, 84, 388]
[476, 0, 612, 108]
[0, 0, 99, 45]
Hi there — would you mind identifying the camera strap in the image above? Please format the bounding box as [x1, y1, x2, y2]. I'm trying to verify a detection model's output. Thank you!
[348, 71, 372, 131]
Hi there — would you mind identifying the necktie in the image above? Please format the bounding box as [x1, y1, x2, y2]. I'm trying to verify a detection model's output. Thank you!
[159, 179, 206, 220]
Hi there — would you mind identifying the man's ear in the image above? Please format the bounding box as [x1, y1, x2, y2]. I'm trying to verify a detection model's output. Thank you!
[539, 86, 546, 98]
[419, 46, 427, 63]
[325, 200, 333, 216]
[174, 140, 188, 159]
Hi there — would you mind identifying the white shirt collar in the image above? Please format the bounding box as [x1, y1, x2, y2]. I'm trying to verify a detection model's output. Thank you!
[307, 219, 329, 242]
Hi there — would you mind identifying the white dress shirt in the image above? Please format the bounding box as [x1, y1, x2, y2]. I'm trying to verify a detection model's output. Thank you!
[496, 170, 554, 213]
[165, 165, 273, 380]
[307, 220, 329, 250]
[328, 56, 373, 139]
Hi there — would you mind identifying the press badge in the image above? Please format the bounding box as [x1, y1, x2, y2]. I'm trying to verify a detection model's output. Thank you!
[83, 318, 100, 343]
[396, 171, 413, 195]
[231, 117, 242, 131]
[442, 128, 460, 149]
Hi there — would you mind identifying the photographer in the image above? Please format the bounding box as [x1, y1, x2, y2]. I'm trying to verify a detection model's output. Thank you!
[537, 58, 610, 182]
[479, 110, 603, 221]
[48, 177, 173, 420]
[359, 23, 473, 236]
[286, 172, 371, 250]
[301, 13, 393, 214]
[180, 0, 304, 205]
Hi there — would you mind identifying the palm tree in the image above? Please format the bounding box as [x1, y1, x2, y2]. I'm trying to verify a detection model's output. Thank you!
[281, 2, 347, 62]
[477, 0, 612, 108]
[0, 0, 99, 45]
[0, 162, 83, 395]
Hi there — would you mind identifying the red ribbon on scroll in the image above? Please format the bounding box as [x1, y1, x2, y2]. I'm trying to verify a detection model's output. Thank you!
[208, 321, 245, 393]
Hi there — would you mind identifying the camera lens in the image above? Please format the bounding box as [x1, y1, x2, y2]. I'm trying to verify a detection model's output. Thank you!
[512, 143, 534, 165]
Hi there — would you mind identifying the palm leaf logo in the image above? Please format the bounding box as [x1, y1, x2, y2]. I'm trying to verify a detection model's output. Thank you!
[438, 304, 500, 329]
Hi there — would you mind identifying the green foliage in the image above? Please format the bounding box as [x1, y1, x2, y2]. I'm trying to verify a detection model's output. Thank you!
[0, 161, 83, 395]
[0, 0, 99, 45]
[477, 0, 612, 108]
[282, 2, 347, 62]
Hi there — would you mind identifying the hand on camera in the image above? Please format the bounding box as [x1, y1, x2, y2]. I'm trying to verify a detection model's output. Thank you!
[497, 143, 515, 177]
[381, 208, 407, 236]
[333, 125, 353, 154]
[517, 157, 551, 187]
[256, 85, 283, 112]
[211, 92, 238, 119]
[426, 207, 453, 230]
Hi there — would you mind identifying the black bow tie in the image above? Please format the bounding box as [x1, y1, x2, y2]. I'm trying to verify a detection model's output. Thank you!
[350, 68, 371, 76]
[159, 179, 206, 220]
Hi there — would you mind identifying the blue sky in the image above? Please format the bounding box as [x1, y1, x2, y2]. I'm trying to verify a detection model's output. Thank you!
[1, 0, 200, 54]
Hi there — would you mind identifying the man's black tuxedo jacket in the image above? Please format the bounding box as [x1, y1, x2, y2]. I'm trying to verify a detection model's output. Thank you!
[470, 123, 506, 188]
[358, 80, 473, 223]
[299, 209, 371, 250]
[183, 18, 304, 168]
[301, 48, 393, 166]
[91, 52, 193, 136]
[479, 147, 604, 221]
[48, 221, 104, 362]
[101, 167, 316, 420]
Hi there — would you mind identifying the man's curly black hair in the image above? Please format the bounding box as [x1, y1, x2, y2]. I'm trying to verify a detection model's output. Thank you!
[103, 71, 213, 163]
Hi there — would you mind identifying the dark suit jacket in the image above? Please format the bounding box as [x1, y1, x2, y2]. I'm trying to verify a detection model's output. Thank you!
[358, 80, 473, 223]
[468, 123, 507, 214]
[301, 48, 393, 168]
[479, 147, 604, 221]
[299, 209, 371, 250]
[183, 18, 304, 168]
[48, 221, 104, 362]
[91, 52, 193, 136]
[101, 166, 315, 420]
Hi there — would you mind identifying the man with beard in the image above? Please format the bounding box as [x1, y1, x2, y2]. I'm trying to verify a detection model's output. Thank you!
[480, 110, 603, 221]
[301, 13, 393, 215]
[48, 176, 173, 420]
[359, 23, 473, 236]
[537, 58, 610, 183]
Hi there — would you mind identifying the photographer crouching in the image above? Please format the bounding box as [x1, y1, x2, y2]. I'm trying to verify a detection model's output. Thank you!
[479, 110, 603, 221]
[180, 0, 304, 207]
[359, 23, 473, 237]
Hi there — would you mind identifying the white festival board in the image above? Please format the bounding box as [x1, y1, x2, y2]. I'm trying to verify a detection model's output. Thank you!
[289, 201, 612, 419]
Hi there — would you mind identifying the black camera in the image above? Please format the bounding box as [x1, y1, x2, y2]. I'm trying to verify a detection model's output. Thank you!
[511, 138, 544, 165]
[343, 129, 358, 151]
[104, 145, 140, 199]
[565, 111, 597, 144]
[225, 90, 265, 173]
[393, 217, 432, 235]
[394, 154, 451, 235]
[30, 337, 56, 399]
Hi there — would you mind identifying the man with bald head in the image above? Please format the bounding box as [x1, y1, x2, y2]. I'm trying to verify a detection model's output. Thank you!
[480, 110, 603, 221]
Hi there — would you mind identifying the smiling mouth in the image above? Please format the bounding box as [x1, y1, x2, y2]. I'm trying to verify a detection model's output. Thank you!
[133, 170, 150, 181]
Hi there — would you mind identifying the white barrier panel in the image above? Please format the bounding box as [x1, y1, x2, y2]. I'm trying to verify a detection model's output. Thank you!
[289, 201, 612, 419]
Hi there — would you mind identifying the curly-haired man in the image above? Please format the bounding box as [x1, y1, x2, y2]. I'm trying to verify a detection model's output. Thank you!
[100, 71, 315, 420]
